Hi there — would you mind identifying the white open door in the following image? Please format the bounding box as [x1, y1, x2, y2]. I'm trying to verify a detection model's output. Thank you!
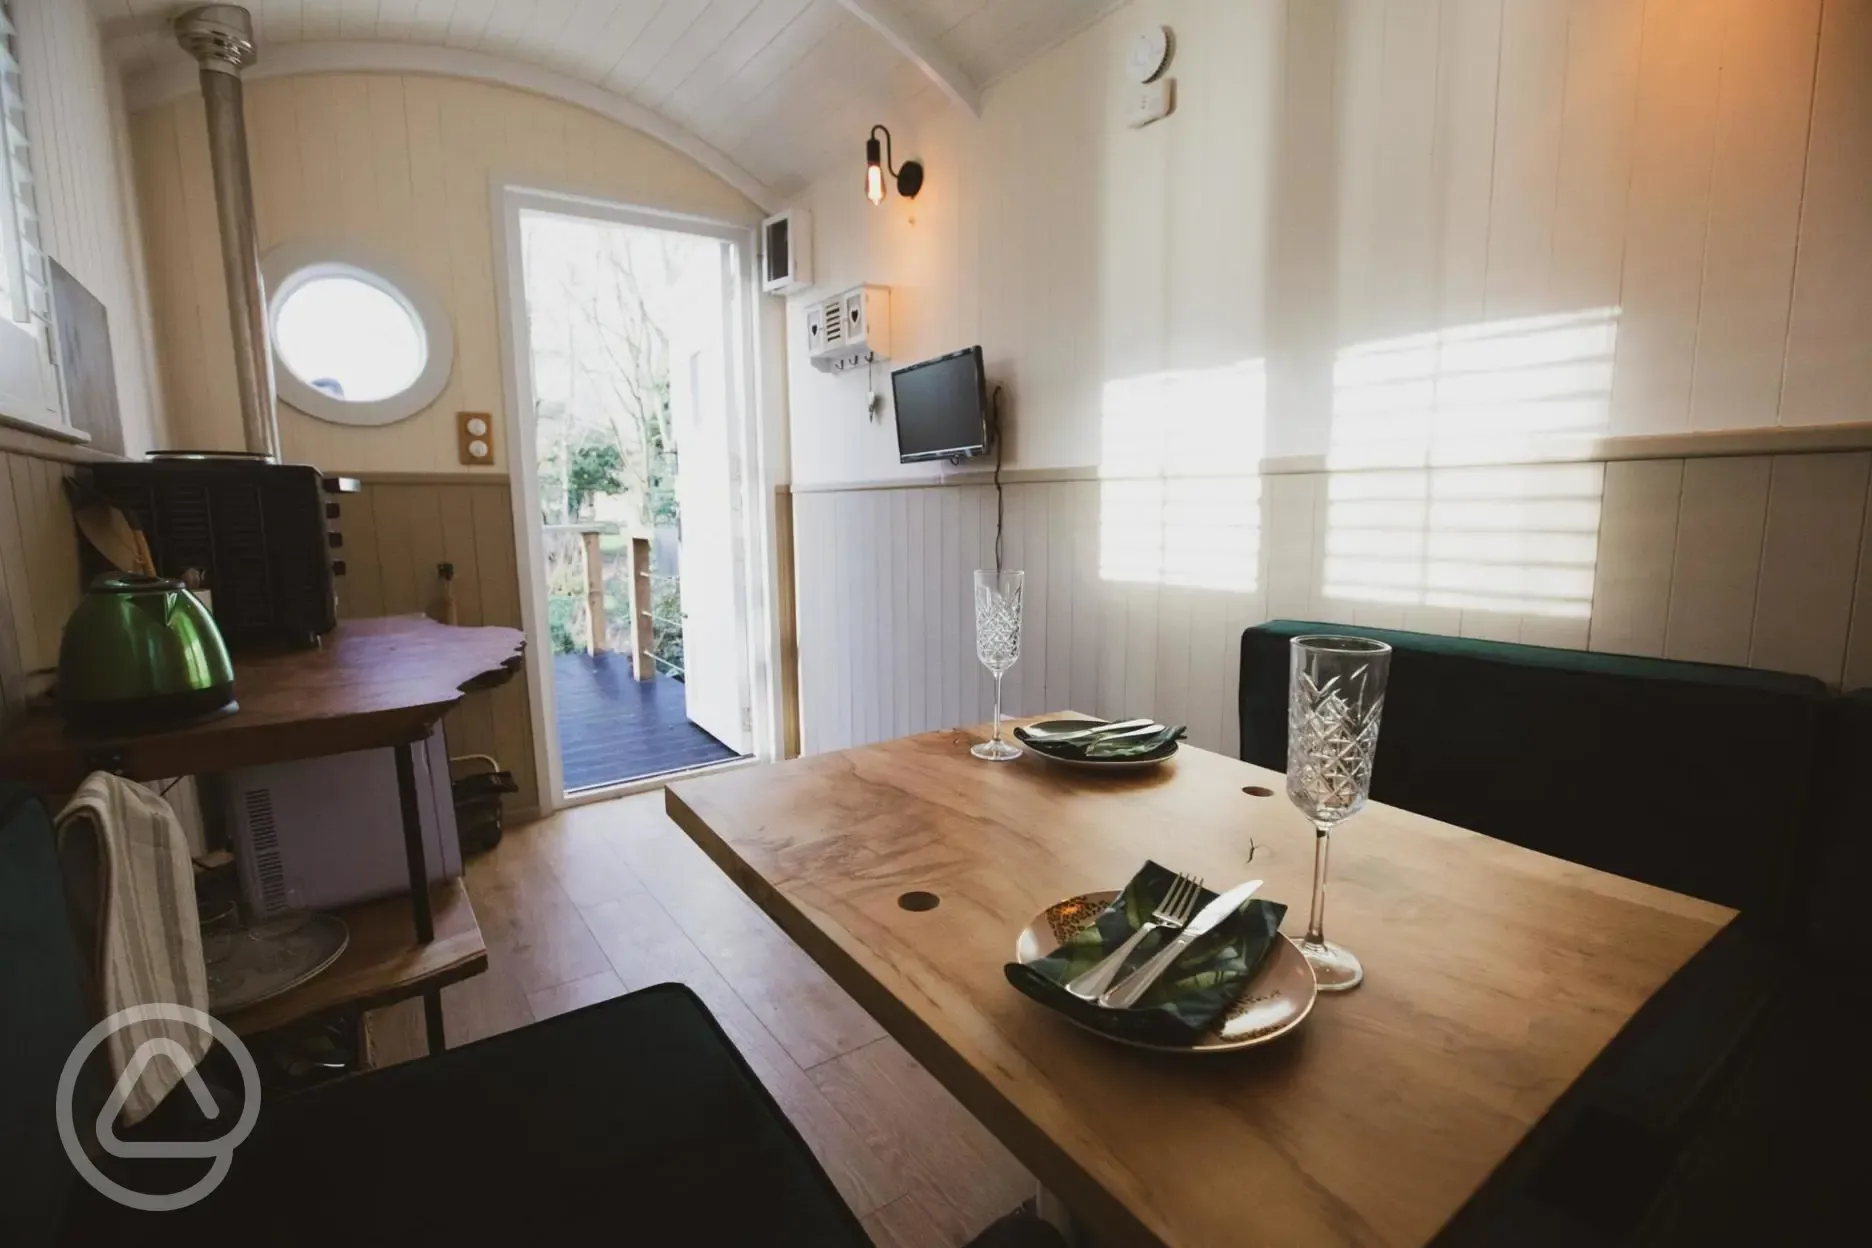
[667, 244, 752, 754]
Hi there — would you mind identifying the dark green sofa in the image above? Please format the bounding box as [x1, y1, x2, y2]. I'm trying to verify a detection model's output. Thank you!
[1436, 690, 1872, 1245]
[1238, 620, 1830, 917]
[1239, 622, 1868, 1242]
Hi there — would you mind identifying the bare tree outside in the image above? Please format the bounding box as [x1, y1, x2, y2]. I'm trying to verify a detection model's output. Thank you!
[522, 213, 708, 662]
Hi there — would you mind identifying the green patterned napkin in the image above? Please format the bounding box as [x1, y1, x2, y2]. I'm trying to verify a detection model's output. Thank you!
[1004, 860, 1286, 1047]
[1015, 722, 1186, 761]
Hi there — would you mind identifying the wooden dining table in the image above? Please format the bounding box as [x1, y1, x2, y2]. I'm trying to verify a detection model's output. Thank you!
[664, 716, 1735, 1247]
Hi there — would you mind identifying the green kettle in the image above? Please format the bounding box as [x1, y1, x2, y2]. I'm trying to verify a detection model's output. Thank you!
[57, 573, 237, 732]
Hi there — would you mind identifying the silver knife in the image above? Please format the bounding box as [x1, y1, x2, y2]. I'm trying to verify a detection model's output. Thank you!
[1098, 879, 1263, 1009]
[1084, 723, 1173, 745]
[1021, 717, 1154, 743]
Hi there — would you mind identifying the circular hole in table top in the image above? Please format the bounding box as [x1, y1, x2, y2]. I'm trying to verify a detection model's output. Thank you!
[1242, 785, 1274, 797]
[898, 891, 941, 912]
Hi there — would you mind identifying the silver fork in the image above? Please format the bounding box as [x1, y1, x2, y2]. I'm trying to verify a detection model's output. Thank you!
[1064, 873, 1202, 1001]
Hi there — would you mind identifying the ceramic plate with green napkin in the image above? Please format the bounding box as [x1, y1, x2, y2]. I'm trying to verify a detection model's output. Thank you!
[1006, 861, 1313, 1052]
[1014, 719, 1185, 768]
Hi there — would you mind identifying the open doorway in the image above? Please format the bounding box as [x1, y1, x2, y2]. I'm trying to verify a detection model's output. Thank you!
[501, 192, 756, 801]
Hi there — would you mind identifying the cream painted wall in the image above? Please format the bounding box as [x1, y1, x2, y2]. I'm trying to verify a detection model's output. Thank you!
[789, 0, 1868, 486]
[782, 0, 1872, 753]
[12, 0, 166, 455]
[129, 72, 761, 472]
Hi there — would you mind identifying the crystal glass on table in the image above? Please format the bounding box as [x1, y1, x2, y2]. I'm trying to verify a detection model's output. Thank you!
[972, 570, 1024, 761]
[1286, 635, 1390, 992]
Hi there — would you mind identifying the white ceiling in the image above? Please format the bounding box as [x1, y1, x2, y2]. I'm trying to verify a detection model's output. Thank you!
[96, 1, 1121, 200]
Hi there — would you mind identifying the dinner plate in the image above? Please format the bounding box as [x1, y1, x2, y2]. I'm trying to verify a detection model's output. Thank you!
[1015, 719, 1180, 770]
[206, 912, 350, 1014]
[1014, 889, 1317, 1053]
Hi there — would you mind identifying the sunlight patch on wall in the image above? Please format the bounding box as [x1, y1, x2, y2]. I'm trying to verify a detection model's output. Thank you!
[1323, 463, 1604, 618]
[1101, 476, 1264, 591]
[1329, 307, 1620, 470]
[1320, 309, 1616, 619]
[1097, 361, 1266, 592]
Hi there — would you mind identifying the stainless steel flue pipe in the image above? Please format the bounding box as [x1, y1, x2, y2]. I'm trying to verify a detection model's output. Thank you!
[174, 5, 280, 460]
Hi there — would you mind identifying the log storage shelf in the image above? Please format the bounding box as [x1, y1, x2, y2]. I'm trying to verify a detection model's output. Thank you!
[0, 616, 526, 1055]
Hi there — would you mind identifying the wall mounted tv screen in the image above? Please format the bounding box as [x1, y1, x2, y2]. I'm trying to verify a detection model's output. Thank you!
[892, 346, 988, 464]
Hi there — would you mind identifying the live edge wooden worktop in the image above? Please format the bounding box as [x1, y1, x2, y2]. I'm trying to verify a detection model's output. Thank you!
[0, 616, 525, 1052]
[0, 615, 525, 793]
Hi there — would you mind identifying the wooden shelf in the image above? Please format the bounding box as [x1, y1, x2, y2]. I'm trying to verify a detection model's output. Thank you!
[0, 617, 520, 1051]
[223, 879, 487, 1037]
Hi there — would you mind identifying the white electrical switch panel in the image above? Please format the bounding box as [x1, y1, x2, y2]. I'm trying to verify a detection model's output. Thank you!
[1125, 79, 1174, 129]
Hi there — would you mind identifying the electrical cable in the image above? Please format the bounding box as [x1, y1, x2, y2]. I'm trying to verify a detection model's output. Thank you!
[991, 385, 1005, 573]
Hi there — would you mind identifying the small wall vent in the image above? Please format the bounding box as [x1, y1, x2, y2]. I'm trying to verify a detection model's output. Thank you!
[760, 209, 811, 295]
[242, 786, 290, 915]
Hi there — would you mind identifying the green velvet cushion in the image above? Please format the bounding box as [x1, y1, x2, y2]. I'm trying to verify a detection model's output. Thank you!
[0, 784, 91, 1248]
[1238, 621, 1829, 913]
[61, 983, 873, 1245]
[1799, 689, 1872, 950]
[6, 771, 868, 1245]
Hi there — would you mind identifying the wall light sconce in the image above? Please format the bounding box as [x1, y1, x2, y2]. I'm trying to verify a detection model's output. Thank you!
[865, 125, 923, 206]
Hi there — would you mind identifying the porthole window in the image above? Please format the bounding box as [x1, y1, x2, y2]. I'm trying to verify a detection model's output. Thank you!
[261, 246, 453, 426]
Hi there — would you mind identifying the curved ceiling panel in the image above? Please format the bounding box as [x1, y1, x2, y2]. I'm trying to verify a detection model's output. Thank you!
[98, 0, 1122, 199]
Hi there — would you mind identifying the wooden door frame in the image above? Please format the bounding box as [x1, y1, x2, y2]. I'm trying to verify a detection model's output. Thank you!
[490, 182, 783, 811]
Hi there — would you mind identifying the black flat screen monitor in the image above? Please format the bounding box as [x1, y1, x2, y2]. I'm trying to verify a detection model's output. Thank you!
[893, 346, 988, 463]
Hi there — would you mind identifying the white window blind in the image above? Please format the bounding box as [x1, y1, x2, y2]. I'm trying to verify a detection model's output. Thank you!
[0, 1, 65, 435]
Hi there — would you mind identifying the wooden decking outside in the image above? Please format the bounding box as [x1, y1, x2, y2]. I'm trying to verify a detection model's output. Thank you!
[552, 653, 740, 792]
[367, 793, 1033, 1246]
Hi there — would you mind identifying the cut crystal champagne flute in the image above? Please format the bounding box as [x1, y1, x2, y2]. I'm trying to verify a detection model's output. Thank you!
[1286, 635, 1391, 992]
[972, 569, 1024, 762]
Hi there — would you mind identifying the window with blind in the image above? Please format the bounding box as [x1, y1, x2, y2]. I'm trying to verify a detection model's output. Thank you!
[0, 2, 65, 436]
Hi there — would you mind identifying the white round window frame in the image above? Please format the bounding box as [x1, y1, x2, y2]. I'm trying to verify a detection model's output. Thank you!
[261, 244, 454, 427]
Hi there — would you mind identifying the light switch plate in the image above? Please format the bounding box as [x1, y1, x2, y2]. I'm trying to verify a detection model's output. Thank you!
[458, 411, 495, 465]
[1125, 78, 1174, 129]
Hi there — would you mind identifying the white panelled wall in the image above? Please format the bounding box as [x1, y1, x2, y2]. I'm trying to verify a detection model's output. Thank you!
[794, 455, 1872, 756]
[785, 0, 1872, 756]
[13, 0, 164, 452]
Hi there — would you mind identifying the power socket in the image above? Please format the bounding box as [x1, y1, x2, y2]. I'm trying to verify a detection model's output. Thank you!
[458, 411, 495, 465]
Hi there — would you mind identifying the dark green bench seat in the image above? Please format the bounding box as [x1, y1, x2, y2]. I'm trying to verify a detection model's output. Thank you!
[1, 784, 1059, 1248]
[1435, 691, 1872, 1245]
[1238, 620, 1829, 916]
[0, 780, 870, 1247]
[1238, 622, 1866, 1241]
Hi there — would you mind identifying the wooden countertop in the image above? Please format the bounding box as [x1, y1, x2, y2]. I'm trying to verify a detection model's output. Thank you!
[666, 717, 1735, 1248]
[0, 616, 524, 791]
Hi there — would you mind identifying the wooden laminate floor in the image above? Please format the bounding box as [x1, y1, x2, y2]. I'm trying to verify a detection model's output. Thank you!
[368, 791, 1033, 1246]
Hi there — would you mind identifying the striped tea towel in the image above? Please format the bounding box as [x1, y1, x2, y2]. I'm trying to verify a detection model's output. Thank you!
[56, 773, 210, 1127]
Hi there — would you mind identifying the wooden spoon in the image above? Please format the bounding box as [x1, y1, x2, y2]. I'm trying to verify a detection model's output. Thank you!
[72, 502, 146, 573]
